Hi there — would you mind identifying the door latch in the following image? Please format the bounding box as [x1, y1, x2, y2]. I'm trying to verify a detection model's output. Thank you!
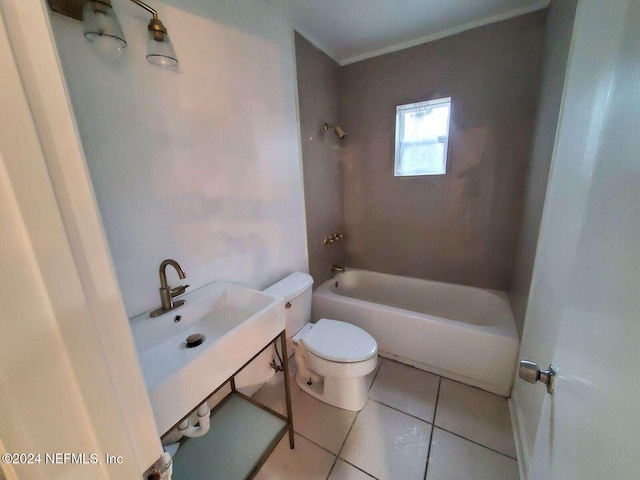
[143, 452, 172, 480]
[519, 360, 556, 394]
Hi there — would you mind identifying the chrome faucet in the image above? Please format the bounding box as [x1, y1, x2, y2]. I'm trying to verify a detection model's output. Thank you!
[150, 259, 190, 317]
[330, 265, 345, 273]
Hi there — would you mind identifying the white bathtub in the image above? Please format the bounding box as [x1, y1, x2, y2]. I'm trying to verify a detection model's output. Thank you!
[312, 269, 519, 396]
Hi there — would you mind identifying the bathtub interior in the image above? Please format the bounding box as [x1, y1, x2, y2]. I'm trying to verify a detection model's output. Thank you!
[330, 270, 517, 330]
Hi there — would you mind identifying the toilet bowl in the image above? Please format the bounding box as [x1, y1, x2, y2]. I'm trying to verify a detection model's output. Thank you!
[292, 319, 378, 411]
[264, 272, 378, 412]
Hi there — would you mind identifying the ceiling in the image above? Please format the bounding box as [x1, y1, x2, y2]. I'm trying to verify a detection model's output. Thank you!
[265, 0, 549, 65]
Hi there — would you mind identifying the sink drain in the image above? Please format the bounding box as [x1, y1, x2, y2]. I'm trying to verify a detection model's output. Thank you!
[186, 334, 204, 348]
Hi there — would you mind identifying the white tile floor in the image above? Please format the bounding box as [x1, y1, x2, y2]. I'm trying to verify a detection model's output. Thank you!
[254, 357, 519, 480]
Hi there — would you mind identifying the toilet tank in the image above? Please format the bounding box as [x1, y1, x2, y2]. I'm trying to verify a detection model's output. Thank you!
[264, 272, 314, 340]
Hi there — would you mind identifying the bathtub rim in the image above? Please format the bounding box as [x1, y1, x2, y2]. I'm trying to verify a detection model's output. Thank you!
[314, 268, 519, 341]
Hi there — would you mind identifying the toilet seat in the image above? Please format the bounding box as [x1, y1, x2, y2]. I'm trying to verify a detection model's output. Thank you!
[302, 319, 377, 363]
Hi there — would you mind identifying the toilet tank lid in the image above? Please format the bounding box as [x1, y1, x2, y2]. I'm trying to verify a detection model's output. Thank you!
[264, 272, 314, 302]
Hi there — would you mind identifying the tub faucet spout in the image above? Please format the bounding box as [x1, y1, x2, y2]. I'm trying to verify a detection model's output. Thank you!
[331, 265, 345, 273]
[150, 259, 190, 317]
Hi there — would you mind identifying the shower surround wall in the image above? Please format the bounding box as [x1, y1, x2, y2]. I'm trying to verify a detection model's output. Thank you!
[295, 33, 345, 286]
[340, 12, 545, 291]
[507, 0, 577, 336]
[49, 0, 309, 318]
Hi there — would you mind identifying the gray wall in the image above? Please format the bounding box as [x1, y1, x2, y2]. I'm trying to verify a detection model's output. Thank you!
[339, 12, 545, 291]
[508, 0, 578, 335]
[295, 33, 345, 287]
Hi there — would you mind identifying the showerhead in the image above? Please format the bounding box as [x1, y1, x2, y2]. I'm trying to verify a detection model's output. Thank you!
[334, 125, 347, 139]
[324, 122, 347, 140]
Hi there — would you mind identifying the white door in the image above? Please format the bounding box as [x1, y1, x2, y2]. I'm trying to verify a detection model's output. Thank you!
[0, 2, 163, 478]
[512, 0, 640, 478]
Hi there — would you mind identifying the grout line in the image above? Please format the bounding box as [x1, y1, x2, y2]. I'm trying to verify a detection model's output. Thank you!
[440, 375, 511, 399]
[340, 459, 380, 479]
[326, 357, 386, 479]
[325, 361, 384, 480]
[284, 416, 381, 480]
[378, 355, 450, 382]
[367, 398, 432, 425]
[381, 356, 437, 374]
[329, 406, 361, 478]
[382, 355, 510, 399]
[432, 426, 518, 460]
[432, 378, 517, 460]
[295, 431, 337, 457]
[289, 385, 303, 405]
[323, 419, 355, 479]
[368, 357, 385, 389]
[423, 376, 442, 480]
[432, 376, 443, 426]
[325, 460, 338, 480]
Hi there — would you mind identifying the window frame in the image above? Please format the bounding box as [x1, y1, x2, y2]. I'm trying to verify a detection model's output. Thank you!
[394, 97, 452, 177]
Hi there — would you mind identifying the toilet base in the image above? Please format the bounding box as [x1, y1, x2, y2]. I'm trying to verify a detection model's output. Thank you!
[295, 372, 369, 411]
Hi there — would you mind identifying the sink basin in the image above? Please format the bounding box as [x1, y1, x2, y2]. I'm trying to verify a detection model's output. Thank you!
[130, 282, 284, 435]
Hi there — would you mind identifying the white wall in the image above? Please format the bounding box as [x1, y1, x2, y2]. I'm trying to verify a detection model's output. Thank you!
[49, 0, 308, 318]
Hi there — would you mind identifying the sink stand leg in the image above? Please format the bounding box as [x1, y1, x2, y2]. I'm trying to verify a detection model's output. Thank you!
[280, 331, 295, 449]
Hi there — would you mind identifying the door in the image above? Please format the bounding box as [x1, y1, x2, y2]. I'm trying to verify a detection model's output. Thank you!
[0, 2, 163, 478]
[512, 0, 640, 478]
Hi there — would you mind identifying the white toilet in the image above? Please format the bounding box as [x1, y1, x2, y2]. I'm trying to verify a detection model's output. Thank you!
[265, 272, 378, 411]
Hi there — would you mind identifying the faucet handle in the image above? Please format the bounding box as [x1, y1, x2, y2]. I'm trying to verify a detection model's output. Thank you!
[170, 284, 190, 297]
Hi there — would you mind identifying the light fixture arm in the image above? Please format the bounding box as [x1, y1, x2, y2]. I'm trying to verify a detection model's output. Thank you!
[128, 0, 168, 39]
[128, 0, 158, 19]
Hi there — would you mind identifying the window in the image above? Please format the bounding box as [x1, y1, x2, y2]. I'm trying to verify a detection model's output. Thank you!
[394, 97, 451, 176]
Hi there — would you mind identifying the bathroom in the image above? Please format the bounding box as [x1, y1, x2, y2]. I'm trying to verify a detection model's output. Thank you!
[1, 1, 639, 480]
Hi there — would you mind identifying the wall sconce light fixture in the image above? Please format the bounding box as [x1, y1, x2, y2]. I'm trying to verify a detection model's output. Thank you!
[49, 0, 178, 66]
[129, 0, 178, 66]
[83, 0, 127, 48]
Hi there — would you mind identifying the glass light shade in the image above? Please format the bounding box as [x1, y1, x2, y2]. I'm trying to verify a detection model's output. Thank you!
[83, 0, 127, 49]
[146, 30, 178, 67]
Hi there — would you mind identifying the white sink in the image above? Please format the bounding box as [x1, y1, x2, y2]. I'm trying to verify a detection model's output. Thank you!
[130, 282, 284, 435]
